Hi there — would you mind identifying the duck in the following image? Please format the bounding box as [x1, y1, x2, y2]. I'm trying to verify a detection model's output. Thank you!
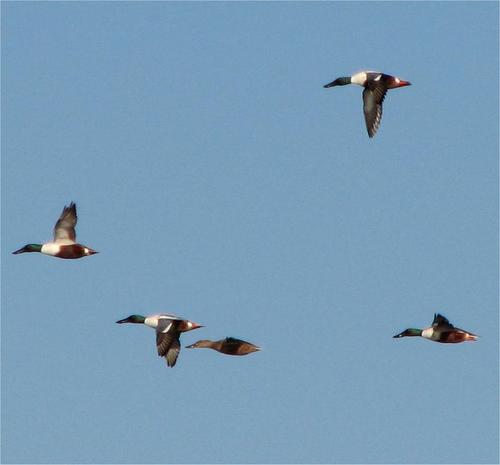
[323, 71, 411, 138]
[116, 313, 203, 367]
[12, 202, 98, 259]
[186, 337, 261, 356]
[393, 313, 478, 343]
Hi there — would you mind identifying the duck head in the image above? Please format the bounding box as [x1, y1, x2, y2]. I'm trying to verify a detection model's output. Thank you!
[116, 315, 146, 324]
[12, 244, 42, 254]
[323, 76, 352, 88]
[393, 328, 422, 338]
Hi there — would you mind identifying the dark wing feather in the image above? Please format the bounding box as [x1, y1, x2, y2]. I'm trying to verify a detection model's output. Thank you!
[165, 338, 181, 367]
[155, 319, 176, 355]
[54, 202, 77, 243]
[221, 337, 259, 355]
[220, 337, 243, 355]
[362, 86, 387, 138]
[156, 319, 181, 367]
[432, 313, 453, 329]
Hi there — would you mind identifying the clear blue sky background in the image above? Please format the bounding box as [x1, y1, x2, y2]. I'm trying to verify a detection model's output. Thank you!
[2, 2, 498, 464]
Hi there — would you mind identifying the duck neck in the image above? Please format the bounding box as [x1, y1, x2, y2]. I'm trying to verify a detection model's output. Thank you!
[324, 76, 352, 88]
[24, 244, 43, 253]
[405, 328, 423, 337]
[335, 76, 352, 86]
[117, 315, 146, 324]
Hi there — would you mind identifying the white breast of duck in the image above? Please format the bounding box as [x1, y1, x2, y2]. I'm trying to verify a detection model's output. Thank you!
[41, 238, 78, 256]
[40, 242, 62, 256]
[351, 71, 380, 86]
[421, 327, 435, 340]
[144, 314, 180, 329]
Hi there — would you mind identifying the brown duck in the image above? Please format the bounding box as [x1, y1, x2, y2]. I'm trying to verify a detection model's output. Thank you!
[186, 337, 261, 356]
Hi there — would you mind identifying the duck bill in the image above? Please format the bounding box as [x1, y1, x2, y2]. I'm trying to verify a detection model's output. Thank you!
[185, 343, 196, 349]
[116, 317, 130, 324]
[393, 332, 404, 338]
[190, 323, 204, 330]
[12, 246, 27, 254]
[323, 80, 338, 88]
[87, 248, 99, 255]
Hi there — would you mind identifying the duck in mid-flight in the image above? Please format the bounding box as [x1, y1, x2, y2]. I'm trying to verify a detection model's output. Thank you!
[12, 202, 98, 259]
[393, 313, 478, 343]
[116, 313, 203, 367]
[186, 337, 261, 356]
[323, 71, 411, 138]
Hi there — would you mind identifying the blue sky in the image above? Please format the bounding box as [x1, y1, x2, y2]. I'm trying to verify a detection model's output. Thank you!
[1, 2, 498, 464]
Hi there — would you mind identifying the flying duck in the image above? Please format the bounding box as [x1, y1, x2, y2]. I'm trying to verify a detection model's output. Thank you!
[186, 337, 261, 356]
[393, 313, 478, 343]
[116, 313, 203, 367]
[12, 202, 98, 259]
[323, 71, 411, 138]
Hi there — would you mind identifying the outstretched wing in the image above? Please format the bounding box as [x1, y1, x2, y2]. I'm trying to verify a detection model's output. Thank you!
[54, 202, 77, 243]
[362, 86, 387, 138]
[156, 319, 181, 367]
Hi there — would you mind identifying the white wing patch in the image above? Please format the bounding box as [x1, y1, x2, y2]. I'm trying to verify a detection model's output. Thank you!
[161, 322, 173, 333]
[373, 105, 382, 135]
[145, 314, 181, 329]
[158, 313, 181, 320]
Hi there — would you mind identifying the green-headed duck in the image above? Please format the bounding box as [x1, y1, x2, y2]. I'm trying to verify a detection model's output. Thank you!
[393, 313, 478, 343]
[116, 313, 203, 367]
[324, 71, 411, 138]
[12, 202, 97, 259]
